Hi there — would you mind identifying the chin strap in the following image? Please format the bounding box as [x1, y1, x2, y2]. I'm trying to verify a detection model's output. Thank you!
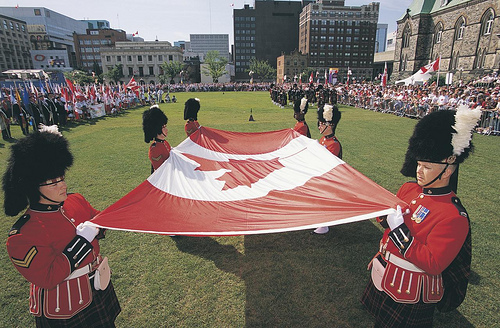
[39, 192, 61, 205]
[423, 163, 449, 187]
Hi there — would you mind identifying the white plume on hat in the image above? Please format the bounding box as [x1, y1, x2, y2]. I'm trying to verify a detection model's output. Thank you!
[38, 124, 62, 136]
[300, 97, 308, 111]
[451, 104, 481, 156]
[323, 104, 333, 122]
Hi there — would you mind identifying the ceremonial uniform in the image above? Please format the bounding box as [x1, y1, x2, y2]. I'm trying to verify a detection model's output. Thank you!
[319, 134, 342, 159]
[293, 121, 311, 138]
[143, 105, 170, 173]
[312, 103, 342, 234]
[149, 138, 171, 173]
[3, 127, 121, 327]
[184, 98, 201, 136]
[7, 193, 121, 325]
[361, 107, 481, 327]
[185, 119, 200, 137]
[361, 182, 470, 327]
[293, 97, 311, 138]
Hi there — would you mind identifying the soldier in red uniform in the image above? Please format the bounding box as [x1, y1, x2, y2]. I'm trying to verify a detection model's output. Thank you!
[361, 106, 482, 327]
[184, 98, 201, 137]
[312, 103, 342, 234]
[142, 105, 171, 173]
[3, 125, 120, 327]
[293, 97, 311, 138]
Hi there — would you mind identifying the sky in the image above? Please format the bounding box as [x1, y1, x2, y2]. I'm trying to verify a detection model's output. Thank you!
[9, 0, 414, 44]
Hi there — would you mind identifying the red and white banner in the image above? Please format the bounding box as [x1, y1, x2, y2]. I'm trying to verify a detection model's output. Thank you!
[91, 127, 405, 236]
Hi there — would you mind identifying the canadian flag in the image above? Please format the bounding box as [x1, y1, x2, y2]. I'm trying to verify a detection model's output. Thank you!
[132, 31, 139, 36]
[125, 76, 140, 95]
[91, 127, 404, 236]
[420, 57, 440, 74]
[309, 72, 313, 83]
[381, 62, 388, 88]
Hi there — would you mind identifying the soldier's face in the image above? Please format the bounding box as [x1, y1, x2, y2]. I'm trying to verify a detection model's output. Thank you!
[39, 180, 68, 204]
[416, 161, 450, 188]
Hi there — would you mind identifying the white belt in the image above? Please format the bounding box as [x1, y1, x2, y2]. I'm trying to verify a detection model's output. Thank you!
[385, 251, 425, 273]
[64, 263, 92, 281]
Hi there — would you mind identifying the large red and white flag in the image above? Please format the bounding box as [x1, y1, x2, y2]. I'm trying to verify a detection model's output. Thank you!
[91, 127, 405, 236]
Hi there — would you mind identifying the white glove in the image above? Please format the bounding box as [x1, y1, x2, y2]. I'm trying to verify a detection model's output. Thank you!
[76, 221, 99, 242]
[387, 205, 405, 230]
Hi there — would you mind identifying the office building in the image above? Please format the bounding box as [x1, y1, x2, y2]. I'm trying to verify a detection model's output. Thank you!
[233, 0, 313, 81]
[0, 6, 88, 69]
[0, 14, 32, 71]
[190, 34, 230, 61]
[299, 0, 379, 82]
[74, 28, 127, 73]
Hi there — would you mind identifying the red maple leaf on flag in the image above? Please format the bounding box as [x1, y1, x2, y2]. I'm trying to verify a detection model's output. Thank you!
[182, 153, 284, 191]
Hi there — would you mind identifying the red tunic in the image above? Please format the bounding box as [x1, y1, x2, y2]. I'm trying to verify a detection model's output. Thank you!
[185, 120, 200, 136]
[6, 193, 101, 318]
[382, 182, 469, 275]
[293, 121, 311, 138]
[149, 139, 171, 172]
[319, 135, 342, 159]
[361, 182, 471, 327]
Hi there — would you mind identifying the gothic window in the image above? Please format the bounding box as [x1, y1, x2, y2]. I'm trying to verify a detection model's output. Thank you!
[450, 51, 459, 70]
[402, 24, 411, 48]
[455, 17, 466, 40]
[481, 10, 494, 35]
[434, 23, 444, 44]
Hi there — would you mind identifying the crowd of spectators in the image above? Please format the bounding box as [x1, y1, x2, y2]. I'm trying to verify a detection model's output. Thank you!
[3, 76, 499, 140]
[269, 75, 500, 136]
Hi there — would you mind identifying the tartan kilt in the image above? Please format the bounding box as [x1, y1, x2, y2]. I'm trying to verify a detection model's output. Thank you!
[35, 280, 121, 328]
[361, 279, 436, 328]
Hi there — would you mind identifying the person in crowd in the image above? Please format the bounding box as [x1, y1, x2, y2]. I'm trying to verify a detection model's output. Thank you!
[293, 97, 311, 138]
[12, 101, 30, 135]
[312, 103, 342, 235]
[38, 94, 55, 125]
[184, 98, 201, 136]
[1, 97, 12, 140]
[142, 105, 171, 173]
[3, 124, 121, 327]
[28, 94, 43, 128]
[361, 105, 481, 327]
[47, 93, 59, 125]
[55, 94, 67, 126]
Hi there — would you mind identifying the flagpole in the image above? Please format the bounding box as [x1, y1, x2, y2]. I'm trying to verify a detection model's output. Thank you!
[436, 55, 441, 88]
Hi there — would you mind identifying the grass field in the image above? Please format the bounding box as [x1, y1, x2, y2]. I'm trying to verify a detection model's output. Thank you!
[0, 91, 498, 327]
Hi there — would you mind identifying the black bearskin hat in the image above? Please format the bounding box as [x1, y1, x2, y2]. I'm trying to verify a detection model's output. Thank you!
[400, 106, 481, 178]
[293, 97, 309, 114]
[142, 105, 168, 143]
[318, 104, 341, 125]
[2, 127, 73, 216]
[184, 98, 200, 121]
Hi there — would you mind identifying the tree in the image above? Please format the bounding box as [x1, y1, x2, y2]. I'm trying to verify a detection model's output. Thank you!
[161, 61, 184, 84]
[104, 64, 124, 83]
[248, 59, 276, 82]
[63, 70, 95, 85]
[202, 50, 228, 83]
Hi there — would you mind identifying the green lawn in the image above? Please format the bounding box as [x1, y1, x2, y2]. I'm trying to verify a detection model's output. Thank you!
[0, 91, 498, 327]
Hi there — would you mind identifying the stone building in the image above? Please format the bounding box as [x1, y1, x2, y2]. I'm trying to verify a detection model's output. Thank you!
[100, 41, 183, 84]
[276, 49, 308, 83]
[393, 0, 500, 82]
